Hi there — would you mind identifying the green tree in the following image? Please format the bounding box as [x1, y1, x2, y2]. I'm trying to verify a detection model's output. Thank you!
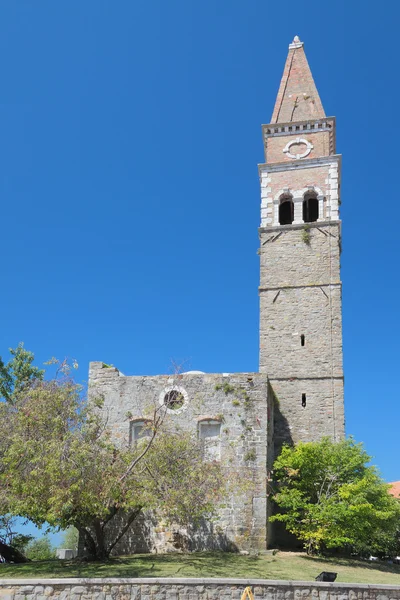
[60, 527, 79, 550]
[0, 343, 44, 404]
[0, 345, 43, 563]
[271, 438, 400, 556]
[2, 373, 226, 560]
[25, 537, 55, 561]
[0, 514, 33, 563]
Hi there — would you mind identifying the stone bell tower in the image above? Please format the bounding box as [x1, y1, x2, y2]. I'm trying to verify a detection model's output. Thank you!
[259, 36, 345, 450]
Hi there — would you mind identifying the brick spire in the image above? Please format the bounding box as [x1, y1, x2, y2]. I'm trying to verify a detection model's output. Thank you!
[271, 36, 325, 124]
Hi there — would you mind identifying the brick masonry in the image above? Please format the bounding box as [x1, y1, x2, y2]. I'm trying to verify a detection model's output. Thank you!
[265, 131, 332, 165]
[271, 37, 325, 124]
[0, 579, 399, 600]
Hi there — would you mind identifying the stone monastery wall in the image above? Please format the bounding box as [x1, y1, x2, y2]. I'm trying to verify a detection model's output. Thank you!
[89, 363, 274, 553]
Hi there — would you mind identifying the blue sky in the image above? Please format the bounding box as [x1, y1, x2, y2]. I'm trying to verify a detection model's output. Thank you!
[0, 0, 399, 543]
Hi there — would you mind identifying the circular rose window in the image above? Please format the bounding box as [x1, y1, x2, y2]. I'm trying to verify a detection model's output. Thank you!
[282, 137, 313, 160]
[159, 386, 188, 414]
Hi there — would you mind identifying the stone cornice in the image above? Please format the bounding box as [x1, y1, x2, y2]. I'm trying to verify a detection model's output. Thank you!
[262, 116, 335, 135]
[258, 154, 341, 176]
[259, 282, 342, 293]
[258, 219, 341, 235]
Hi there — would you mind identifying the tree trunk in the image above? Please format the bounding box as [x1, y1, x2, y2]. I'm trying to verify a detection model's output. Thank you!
[81, 508, 142, 560]
[0, 540, 30, 563]
[106, 507, 142, 556]
[79, 527, 97, 561]
[93, 519, 107, 560]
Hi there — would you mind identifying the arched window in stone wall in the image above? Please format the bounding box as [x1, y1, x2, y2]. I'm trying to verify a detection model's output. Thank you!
[303, 191, 319, 223]
[198, 418, 222, 461]
[279, 194, 294, 225]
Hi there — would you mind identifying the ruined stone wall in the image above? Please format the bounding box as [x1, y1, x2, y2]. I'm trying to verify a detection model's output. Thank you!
[89, 364, 273, 554]
[1, 578, 399, 600]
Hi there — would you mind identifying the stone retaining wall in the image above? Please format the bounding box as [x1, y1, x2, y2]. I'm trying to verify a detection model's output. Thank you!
[0, 578, 399, 600]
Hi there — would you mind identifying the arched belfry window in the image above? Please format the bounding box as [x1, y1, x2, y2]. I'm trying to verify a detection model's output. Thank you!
[303, 192, 319, 223]
[279, 194, 294, 225]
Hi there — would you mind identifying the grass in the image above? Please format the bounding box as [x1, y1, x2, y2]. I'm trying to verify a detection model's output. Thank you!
[1, 551, 400, 584]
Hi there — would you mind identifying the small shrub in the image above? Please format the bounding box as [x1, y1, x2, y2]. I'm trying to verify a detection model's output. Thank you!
[301, 226, 311, 245]
[223, 383, 235, 394]
[25, 537, 56, 561]
[244, 449, 257, 462]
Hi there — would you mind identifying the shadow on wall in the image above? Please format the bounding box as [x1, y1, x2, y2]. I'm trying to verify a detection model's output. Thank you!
[108, 512, 238, 555]
[186, 520, 238, 552]
[273, 398, 293, 458]
[110, 512, 154, 555]
[270, 399, 300, 549]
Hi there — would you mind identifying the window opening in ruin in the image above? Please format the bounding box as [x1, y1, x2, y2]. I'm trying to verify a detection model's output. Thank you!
[303, 193, 319, 223]
[301, 334, 305, 346]
[129, 421, 151, 445]
[301, 393, 306, 408]
[279, 195, 294, 225]
[164, 390, 185, 410]
[199, 420, 221, 461]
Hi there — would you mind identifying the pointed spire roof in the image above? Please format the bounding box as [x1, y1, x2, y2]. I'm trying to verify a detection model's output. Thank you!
[271, 36, 325, 124]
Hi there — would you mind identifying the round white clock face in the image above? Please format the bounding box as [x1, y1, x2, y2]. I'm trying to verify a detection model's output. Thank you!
[283, 137, 313, 160]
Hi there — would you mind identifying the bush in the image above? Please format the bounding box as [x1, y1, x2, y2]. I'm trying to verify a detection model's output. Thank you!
[25, 537, 56, 561]
[271, 437, 400, 555]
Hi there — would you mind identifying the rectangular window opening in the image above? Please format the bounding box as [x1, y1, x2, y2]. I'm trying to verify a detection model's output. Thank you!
[301, 393, 306, 408]
[199, 421, 221, 461]
[130, 421, 152, 445]
[301, 334, 305, 347]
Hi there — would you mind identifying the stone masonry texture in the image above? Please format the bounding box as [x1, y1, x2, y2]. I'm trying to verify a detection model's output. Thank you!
[1, 579, 400, 600]
[90, 363, 274, 554]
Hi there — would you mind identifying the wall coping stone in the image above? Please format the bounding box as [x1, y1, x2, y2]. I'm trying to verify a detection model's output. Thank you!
[0, 578, 399, 590]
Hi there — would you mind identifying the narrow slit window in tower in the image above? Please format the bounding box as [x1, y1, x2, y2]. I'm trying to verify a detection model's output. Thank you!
[301, 334, 305, 346]
[301, 393, 306, 407]
[279, 195, 294, 225]
[303, 193, 319, 223]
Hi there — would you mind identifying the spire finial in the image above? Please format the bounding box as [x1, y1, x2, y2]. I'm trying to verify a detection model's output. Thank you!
[289, 35, 303, 49]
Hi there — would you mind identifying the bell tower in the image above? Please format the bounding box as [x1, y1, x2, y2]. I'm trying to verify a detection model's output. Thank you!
[259, 37, 344, 449]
